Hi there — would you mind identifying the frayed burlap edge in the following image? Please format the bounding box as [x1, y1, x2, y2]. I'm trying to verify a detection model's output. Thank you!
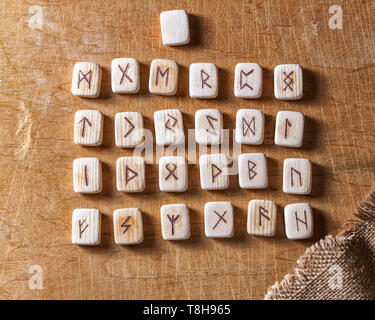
[264, 190, 375, 300]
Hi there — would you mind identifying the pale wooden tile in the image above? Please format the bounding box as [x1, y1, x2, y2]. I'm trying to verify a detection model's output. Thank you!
[71, 62, 101, 98]
[204, 202, 234, 238]
[113, 208, 144, 245]
[274, 110, 304, 148]
[199, 154, 229, 190]
[247, 200, 277, 236]
[73, 110, 103, 146]
[195, 109, 223, 145]
[161, 204, 190, 240]
[111, 58, 140, 94]
[274, 64, 303, 100]
[149, 59, 178, 96]
[235, 109, 264, 145]
[73, 158, 102, 194]
[116, 156, 145, 192]
[154, 109, 185, 146]
[234, 63, 262, 98]
[72, 209, 101, 245]
[115, 112, 143, 148]
[189, 63, 218, 98]
[238, 153, 268, 189]
[284, 203, 313, 240]
[160, 10, 190, 46]
[159, 156, 187, 192]
[283, 158, 312, 195]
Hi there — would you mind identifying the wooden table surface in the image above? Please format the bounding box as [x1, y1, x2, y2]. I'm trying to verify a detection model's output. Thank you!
[0, 0, 374, 300]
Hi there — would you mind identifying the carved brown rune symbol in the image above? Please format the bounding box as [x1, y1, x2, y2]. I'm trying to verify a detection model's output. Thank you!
[124, 116, 135, 138]
[125, 165, 138, 184]
[78, 70, 92, 89]
[118, 63, 133, 84]
[248, 161, 257, 180]
[259, 206, 270, 227]
[283, 71, 294, 91]
[201, 69, 212, 89]
[78, 116, 92, 138]
[284, 118, 292, 139]
[167, 214, 180, 236]
[242, 116, 255, 136]
[165, 114, 178, 131]
[121, 216, 132, 234]
[211, 163, 222, 183]
[295, 210, 308, 232]
[79, 219, 89, 238]
[156, 66, 169, 86]
[240, 69, 254, 90]
[291, 167, 302, 187]
[165, 163, 178, 180]
[212, 210, 227, 230]
[206, 115, 218, 135]
[84, 165, 88, 186]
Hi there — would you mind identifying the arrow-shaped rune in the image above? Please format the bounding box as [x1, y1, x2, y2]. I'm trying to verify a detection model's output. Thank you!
[124, 116, 135, 138]
[165, 114, 178, 131]
[78, 117, 92, 137]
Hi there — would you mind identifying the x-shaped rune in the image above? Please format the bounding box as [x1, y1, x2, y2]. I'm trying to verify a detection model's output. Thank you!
[212, 210, 227, 230]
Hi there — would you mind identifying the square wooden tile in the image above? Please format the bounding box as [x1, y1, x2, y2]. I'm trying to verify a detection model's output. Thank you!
[204, 202, 234, 238]
[195, 109, 223, 145]
[235, 109, 264, 145]
[238, 153, 268, 189]
[284, 203, 313, 240]
[159, 156, 187, 192]
[189, 63, 218, 98]
[113, 208, 144, 245]
[154, 109, 185, 146]
[247, 200, 277, 236]
[160, 10, 190, 46]
[73, 110, 103, 146]
[73, 157, 102, 194]
[274, 64, 303, 100]
[72, 208, 101, 245]
[234, 63, 262, 98]
[274, 111, 304, 148]
[199, 153, 229, 190]
[115, 112, 143, 148]
[111, 58, 140, 94]
[283, 158, 312, 195]
[71, 62, 101, 98]
[116, 156, 145, 192]
[149, 59, 178, 95]
[161, 204, 190, 240]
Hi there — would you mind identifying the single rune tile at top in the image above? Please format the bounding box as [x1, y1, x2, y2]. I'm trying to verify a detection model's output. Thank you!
[160, 10, 190, 46]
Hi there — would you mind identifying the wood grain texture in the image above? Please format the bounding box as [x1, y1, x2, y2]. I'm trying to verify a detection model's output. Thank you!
[0, 0, 375, 300]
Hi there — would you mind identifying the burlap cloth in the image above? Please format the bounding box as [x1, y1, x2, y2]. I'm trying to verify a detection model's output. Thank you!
[265, 190, 375, 299]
